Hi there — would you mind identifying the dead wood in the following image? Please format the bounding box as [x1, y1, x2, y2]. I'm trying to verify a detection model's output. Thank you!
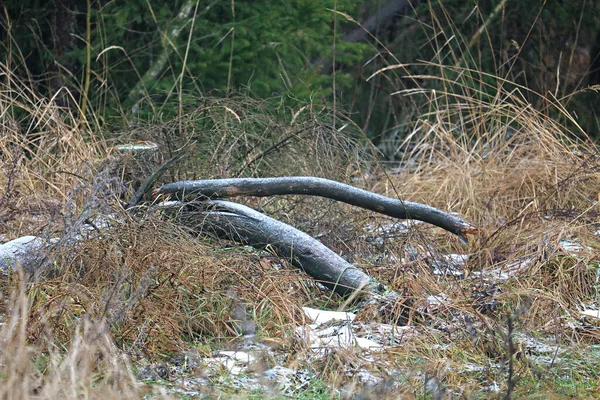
[155, 177, 478, 238]
[159, 200, 387, 298]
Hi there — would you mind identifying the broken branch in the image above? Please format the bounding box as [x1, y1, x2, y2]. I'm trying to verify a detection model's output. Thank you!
[155, 177, 478, 238]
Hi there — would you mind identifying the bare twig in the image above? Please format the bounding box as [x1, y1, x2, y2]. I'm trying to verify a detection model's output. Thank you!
[126, 152, 185, 209]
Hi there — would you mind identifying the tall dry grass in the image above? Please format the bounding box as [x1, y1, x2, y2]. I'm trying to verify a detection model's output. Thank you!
[2, 4, 600, 398]
[0, 63, 350, 398]
[0, 275, 146, 399]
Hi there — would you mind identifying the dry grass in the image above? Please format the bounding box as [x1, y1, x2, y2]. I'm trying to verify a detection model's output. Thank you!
[2, 12, 600, 400]
[0, 64, 360, 398]
[337, 59, 600, 397]
[0, 277, 146, 399]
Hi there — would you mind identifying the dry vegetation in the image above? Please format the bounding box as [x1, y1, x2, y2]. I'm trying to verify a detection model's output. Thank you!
[2, 30, 600, 400]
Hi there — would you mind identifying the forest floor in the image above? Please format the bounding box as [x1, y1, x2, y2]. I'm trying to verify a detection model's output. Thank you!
[1, 90, 600, 399]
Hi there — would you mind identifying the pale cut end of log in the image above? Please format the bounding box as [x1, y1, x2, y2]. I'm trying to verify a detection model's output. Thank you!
[463, 225, 479, 235]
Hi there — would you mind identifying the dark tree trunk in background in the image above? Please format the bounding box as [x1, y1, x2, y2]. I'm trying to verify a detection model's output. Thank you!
[50, 0, 80, 109]
[343, 0, 416, 44]
[589, 32, 600, 86]
[318, 0, 419, 74]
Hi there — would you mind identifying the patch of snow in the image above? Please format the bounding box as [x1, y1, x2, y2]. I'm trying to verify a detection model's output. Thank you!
[296, 323, 381, 351]
[262, 366, 296, 382]
[427, 293, 449, 307]
[559, 239, 592, 253]
[471, 257, 534, 282]
[580, 309, 600, 319]
[206, 351, 260, 375]
[354, 370, 381, 385]
[463, 363, 486, 372]
[446, 254, 470, 264]
[428, 252, 470, 278]
[296, 317, 412, 353]
[302, 307, 356, 323]
[217, 350, 257, 364]
[354, 337, 383, 349]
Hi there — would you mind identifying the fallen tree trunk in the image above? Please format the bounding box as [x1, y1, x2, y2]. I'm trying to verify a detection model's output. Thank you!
[0, 236, 51, 276]
[155, 177, 477, 238]
[160, 200, 386, 298]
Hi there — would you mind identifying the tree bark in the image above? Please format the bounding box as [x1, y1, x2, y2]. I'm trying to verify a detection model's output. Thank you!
[155, 177, 477, 238]
[160, 200, 385, 297]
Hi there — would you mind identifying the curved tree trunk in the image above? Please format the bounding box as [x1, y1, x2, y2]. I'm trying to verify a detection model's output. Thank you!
[160, 200, 386, 298]
[155, 177, 477, 238]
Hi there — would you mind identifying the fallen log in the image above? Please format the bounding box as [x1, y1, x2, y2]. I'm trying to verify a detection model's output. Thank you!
[155, 177, 477, 238]
[0, 236, 50, 276]
[160, 200, 386, 298]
